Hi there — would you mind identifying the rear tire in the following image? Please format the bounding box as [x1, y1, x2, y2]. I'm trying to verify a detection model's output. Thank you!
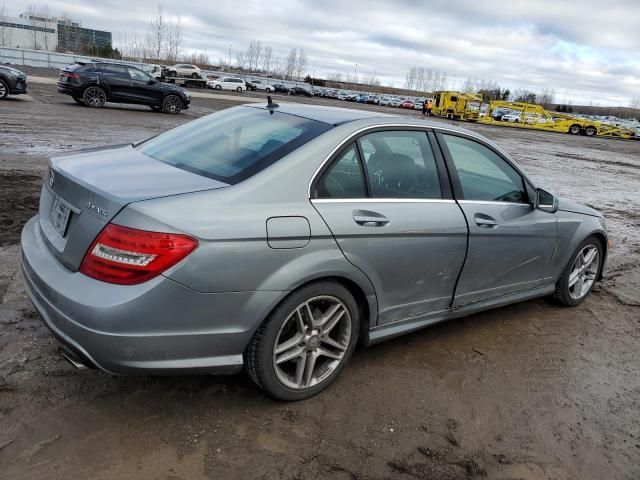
[83, 86, 106, 108]
[553, 236, 604, 307]
[236, 86, 242, 92]
[266, 87, 272, 93]
[162, 94, 182, 114]
[585, 126, 597, 137]
[191, 72, 199, 79]
[245, 280, 360, 401]
[214, 85, 222, 90]
[0, 79, 9, 99]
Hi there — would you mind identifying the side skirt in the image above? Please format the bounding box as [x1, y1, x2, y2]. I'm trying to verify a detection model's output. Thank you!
[364, 284, 556, 346]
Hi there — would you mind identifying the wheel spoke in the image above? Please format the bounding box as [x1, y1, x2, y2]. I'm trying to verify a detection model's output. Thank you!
[317, 347, 342, 360]
[303, 351, 318, 386]
[321, 306, 345, 335]
[568, 269, 580, 287]
[295, 309, 307, 333]
[321, 335, 346, 351]
[275, 345, 303, 365]
[304, 302, 317, 327]
[275, 332, 303, 355]
[583, 248, 597, 267]
[574, 276, 584, 296]
[294, 354, 307, 387]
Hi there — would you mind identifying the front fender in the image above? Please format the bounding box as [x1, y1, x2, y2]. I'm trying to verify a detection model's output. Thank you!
[552, 211, 608, 281]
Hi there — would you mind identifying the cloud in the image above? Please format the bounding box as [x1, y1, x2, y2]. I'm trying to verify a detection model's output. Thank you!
[8, 0, 639, 106]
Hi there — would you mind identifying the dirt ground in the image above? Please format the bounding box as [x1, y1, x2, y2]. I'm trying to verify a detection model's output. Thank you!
[0, 78, 639, 480]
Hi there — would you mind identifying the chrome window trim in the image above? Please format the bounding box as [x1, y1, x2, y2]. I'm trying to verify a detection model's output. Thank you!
[311, 198, 456, 204]
[457, 200, 532, 207]
[307, 122, 538, 199]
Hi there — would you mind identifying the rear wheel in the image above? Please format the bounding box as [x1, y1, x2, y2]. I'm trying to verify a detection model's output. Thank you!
[191, 72, 199, 79]
[236, 86, 242, 92]
[0, 79, 8, 99]
[245, 281, 360, 400]
[83, 86, 106, 108]
[584, 126, 597, 137]
[569, 124, 581, 135]
[214, 84, 222, 90]
[266, 87, 272, 93]
[162, 94, 182, 114]
[554, 237, 603, 307]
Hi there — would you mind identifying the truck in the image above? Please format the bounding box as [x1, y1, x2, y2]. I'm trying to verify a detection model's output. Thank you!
[432, 91, 483, 120]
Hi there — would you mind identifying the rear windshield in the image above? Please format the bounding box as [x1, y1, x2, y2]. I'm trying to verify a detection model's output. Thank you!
[136, 107, 332, 184]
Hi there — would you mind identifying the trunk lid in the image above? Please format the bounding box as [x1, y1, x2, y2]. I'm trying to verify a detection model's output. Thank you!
[39, 144, 228, 271]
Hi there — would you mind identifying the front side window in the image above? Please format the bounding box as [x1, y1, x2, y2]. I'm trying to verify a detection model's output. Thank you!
[316, 145, 366, 198]
[137, 107, 332, 184]
[359, 131, 442, 199]
[442, 135, 527, 203]
[127, 67, 152, 82]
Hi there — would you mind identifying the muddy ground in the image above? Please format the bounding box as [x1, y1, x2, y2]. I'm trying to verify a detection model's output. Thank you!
[0, 79, 639, 480]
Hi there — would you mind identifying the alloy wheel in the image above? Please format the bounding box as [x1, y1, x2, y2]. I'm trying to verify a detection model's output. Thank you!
[85, 87, 105, 107]
[272, 295, 352, 390]
[568, 245, 600, 300]
[164, 95, 181, 113]
[0, 81, 7, 98]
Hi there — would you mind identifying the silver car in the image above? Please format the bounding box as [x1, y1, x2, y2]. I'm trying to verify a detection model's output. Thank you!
[21, 103, 608, 400]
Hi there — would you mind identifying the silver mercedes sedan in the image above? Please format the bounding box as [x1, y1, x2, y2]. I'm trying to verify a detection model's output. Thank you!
[21, 102, 607, 400]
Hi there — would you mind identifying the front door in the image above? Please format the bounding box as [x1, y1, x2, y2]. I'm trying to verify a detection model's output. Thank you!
[126, 67, 159, 104]
[312, 129, 468, 325]
[437, 133, 558, 307]
[99, 64, 132, 101]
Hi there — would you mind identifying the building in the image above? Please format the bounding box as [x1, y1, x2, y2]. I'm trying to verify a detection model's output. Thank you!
[0, 13, 112, 53]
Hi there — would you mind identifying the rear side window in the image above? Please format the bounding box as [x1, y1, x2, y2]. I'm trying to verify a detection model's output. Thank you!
[442, 135, 527, 203]
[137, 107, 332, 184]
[316, 145, 366, 198]
[359, 131, 442, 199]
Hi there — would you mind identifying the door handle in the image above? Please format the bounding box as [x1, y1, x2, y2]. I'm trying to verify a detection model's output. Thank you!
[353, 214, 389, 227]
[474, 213, 498, 228]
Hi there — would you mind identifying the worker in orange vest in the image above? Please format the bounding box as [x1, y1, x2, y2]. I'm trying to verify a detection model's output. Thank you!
[426, 99, 434, 116]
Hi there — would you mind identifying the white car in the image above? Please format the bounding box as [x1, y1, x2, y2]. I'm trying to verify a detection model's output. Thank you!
[207, 77, 247, 92]
[249, 80, 274, 92]
[502, 112, 522, 122]
[390, 97, 403, 107]
[168, 64, 202, 78]
[378, 96, 391, 106]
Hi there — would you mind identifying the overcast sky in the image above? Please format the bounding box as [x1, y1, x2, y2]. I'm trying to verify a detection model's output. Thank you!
[5, 0, 639, 106]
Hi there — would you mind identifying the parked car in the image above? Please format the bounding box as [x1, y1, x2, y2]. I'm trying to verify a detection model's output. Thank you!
[272, 83, 290, 93]
[21, 104, 608, 400]
[249, 80, 274, 92]
[378, 96, 391, 106]
[207, 77, 247, 92]
[502, 112, 522, 122]
[168, 64, 201, 78]
[400, 99, 415, 109]
[356, 94, 369, 103]
[289, 86, 313, 97]
[325, 90, 339, 99]
[57, 62, 190, 113]
[0, 65, 28, 99]
[490, 108, 511, 121]
[414, 101, 424, 111]
[390, 97, 403, 107]
[244, 80, 257, 91]
[365, 95, 379, 105]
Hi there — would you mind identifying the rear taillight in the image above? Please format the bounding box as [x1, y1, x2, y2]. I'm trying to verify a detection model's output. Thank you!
[61, 72, 80, 79]
[79, 224, 198, 285]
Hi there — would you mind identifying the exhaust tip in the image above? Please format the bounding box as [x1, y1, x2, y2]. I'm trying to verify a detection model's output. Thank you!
[59, 348, 88, 370]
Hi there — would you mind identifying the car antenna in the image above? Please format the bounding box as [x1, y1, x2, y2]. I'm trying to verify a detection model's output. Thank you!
[267, 96, 279, 114]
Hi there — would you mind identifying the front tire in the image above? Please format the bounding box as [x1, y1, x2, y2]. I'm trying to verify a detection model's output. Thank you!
[162, 94, 182, 114]
[554, 237, 604, 307]
[266, 87, 272, 93]
[214, 85, 222, 90]
[584, 126, 597, 137]
[191, 72, 199, 79]
[245, 281, 360, 401]
[236, 86, 242, 92]
[83, 86, 106, 108]
[569, 124, 581, 135]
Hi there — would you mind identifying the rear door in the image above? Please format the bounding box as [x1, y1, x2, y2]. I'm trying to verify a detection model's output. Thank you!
[311, 129, 468, 325]
[98, 65, 132, 100]
[436, 132, 557, 307]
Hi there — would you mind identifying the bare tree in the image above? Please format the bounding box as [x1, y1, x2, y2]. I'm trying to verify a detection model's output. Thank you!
[285, 48, 297, 80]
[296, 48, 307, 79]
[236, 51, 246, 71]
[246, 40, 263, 72]
[261, 45, 273, 74]
[629, 96, 640, 110]
[538, 88, 556, 106]
[405, 67, 417, 90]
[0, 5, 10, 47]
[166, 16, 182, 62]
[149, 4, 167, 60]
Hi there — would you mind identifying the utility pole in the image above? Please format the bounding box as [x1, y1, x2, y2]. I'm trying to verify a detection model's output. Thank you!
[354, 63, 358, 83]
[228, 44, 232, 72]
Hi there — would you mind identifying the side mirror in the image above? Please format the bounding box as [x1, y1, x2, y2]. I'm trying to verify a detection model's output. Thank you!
[535, 188, 558, 213]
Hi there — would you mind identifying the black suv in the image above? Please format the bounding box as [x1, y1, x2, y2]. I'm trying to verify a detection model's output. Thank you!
[289, 86, 312, 97]
[57, 62, 191, 113]
[0, 65, 28, 99]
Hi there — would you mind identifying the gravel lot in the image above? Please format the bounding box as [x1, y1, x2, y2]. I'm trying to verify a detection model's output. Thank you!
[0, 77, 639, 480]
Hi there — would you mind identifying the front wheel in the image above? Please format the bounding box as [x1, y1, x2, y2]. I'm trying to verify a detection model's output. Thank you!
[214, 84, 222, 90]
[83, 86, 106, 108]
[191, 72, 199, 79]
[584, 126, 597, 137]
[236, 86, 242, 92]
[569, 124, 581, 135]
[266, 87, 272, 93]
[162, 94, 182, 114]
[245, 281, 360, 401]
[554, 237, 604, 306]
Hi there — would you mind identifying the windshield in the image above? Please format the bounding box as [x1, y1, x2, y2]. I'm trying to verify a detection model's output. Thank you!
[137, 107, 332, 184]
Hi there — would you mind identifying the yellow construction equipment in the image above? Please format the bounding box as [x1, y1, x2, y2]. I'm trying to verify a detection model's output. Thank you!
[432, 91, 483, 121]
[429, 92, 633, 139]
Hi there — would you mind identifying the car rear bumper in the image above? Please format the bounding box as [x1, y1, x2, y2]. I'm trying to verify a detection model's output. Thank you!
[21, 215, 282, 375]
[57, 82, 81, 96]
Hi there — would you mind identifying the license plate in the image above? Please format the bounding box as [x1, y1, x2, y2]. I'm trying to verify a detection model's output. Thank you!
[51, 196, 71, 237]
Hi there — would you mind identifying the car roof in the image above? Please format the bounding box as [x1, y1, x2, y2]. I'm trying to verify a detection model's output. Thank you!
[245, 103, 397, 126]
